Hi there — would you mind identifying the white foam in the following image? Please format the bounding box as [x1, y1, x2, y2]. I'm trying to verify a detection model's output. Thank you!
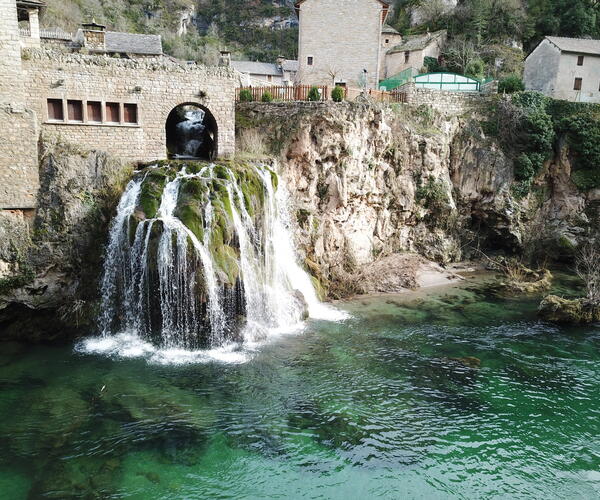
[76, 331, 251, 365]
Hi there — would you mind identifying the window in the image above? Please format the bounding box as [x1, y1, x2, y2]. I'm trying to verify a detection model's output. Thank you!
[577, 55, 584, 66]
[106, 102, 120, 123]
[385, 38, 390, 44]
[307, 56, 313, 66]
[67, 100, 83, 122]
[404, 51, 410, 63]
[87, 101, 102, 122]
[47, 99, 64, 121]
[574, 77, 583, 90]
[267, 74, 272, 82]
[124, 103, 138, 124]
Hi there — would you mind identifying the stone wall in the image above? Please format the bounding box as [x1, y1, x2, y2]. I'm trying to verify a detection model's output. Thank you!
[297, 0, 384, 89]
[22, 49, 237, 163]
[401, 83, 489, 114]
[0, 0, 39, 209]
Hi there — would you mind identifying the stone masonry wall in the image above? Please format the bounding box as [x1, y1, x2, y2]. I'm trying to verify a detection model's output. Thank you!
[0, 0, 39, 209]
[401, 83, 488, 114]
[22, 49, 237, 163]
[297, 0, 384, 89]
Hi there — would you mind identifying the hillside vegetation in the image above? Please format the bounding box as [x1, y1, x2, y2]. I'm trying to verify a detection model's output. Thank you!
[41, 0, 298, 64]
[388, 0, 600, 80]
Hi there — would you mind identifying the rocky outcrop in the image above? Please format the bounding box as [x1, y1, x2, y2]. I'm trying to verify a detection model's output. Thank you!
[236, 101, 593, 298]
[538, 295, 600, 325]
[0, 138, 132, 341]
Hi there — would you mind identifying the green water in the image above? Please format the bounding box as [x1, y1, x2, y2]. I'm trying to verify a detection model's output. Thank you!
[1, 274, 599, 499]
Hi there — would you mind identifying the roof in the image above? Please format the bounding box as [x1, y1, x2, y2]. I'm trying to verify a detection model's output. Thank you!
[16, 0, 45, 7]
[104, 31, 162, 55]
[388, 29, 446, 53]
[295, 0, 389, 7]
[382, 24, 399, 35]
[546, 36, 600, 55]
[232, 60, 283, 76]
[281, 59, 299, 72]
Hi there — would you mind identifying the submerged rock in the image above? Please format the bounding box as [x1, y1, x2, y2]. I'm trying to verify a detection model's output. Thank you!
[538, 295, 600, 325]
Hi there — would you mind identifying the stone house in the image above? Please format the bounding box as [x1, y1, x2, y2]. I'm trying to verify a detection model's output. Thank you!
[524, 36, 600, 103]
[381, 29, 446, 80]
[1, 0, 236, 210]
[295, 0, 390, 89]
[232, 57, 299, 86]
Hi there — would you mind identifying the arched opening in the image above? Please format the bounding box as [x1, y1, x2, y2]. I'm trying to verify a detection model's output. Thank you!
[166, 103, 218, 160]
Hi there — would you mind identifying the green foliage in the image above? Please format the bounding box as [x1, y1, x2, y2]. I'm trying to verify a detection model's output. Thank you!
[261, 91, 273, 103]
[307, 86, 321, 102]
[465, 58, 486, 81]
[239, 89, 253, 103]
[499, 75, 524, 94]
[424, 56, 444, 73]
[331, 86, 345, 103]
[416, 176, 449, 211]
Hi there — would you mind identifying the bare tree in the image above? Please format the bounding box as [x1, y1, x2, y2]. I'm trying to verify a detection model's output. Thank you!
[576, 244, 600, 304]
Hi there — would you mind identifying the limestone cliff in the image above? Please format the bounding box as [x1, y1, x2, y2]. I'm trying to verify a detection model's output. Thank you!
[236, 101, 597, 297]
[1, 100, 597, 341]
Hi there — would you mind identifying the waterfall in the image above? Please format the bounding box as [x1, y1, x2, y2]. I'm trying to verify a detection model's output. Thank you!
[174, 109, 206, 158]
[94, 161, 345, 357]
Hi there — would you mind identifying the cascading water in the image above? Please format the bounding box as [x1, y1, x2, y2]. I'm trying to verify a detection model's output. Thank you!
[175, 109, 206, 158]
[90, 161, 345, 361]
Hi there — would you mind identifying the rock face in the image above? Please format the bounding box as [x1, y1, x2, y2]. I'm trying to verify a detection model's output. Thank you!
[539, 295, 600, 325]
[236, 102, 594, 298]
[0, 138, 132, 341]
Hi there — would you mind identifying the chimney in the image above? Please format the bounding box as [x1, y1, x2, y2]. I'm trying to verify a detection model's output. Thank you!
[276, 55, 285, 68]
[219, 50, 231, 67]
[81, 18, 106, 52]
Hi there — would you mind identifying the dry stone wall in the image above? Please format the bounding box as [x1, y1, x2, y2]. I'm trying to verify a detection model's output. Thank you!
[401, 83, 489, 114]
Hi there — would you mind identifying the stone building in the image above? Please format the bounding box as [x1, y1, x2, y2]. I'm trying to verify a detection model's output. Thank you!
[524, 36, 600, 103]
[0, 0, 237, 211]
[295, 0, 390, 89]
[382, 29, 446, 80]
[232, 57, 299, 86]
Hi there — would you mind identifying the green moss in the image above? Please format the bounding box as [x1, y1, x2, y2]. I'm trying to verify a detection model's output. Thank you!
[175, 204, 205, 242]
[0, 267, 35, 296]
[139, 171, 168, 219]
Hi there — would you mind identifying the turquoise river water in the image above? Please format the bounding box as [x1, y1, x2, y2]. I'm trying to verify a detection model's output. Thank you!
[0, 274, 599, 499]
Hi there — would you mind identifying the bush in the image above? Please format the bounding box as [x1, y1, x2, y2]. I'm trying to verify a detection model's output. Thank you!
[331, 86, 344, 102]
[261, 91, 273, 102]
[499, 75, 525, 94]
[239, 89, 253, 103]
[424, 56, 444, 73]
[307, 86, 321, 102]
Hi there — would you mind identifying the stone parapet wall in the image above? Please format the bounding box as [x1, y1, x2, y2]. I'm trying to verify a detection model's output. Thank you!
[400, 83, 489, 114]
[22, 49, 237, 163]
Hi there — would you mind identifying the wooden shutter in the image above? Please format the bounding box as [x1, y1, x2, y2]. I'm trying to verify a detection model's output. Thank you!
[87, 101, 102, 122]
[67, 100, 83, 122]
[47, 99, 64, 121]
[124, 103, 138, 124]
[574, 78, 582, 91]
[106, 102, 120, 123]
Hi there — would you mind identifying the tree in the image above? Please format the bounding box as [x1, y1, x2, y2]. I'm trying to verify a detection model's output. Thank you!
[307, 86, 321, 101]
[576, 244, 600, 304]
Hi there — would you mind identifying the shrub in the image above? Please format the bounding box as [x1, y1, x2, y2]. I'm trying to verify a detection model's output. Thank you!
[239, 89, 253, 103]
[261, 91, 273, 102]
[424, 56, 444, 73]
[499, 75, 525, 94]
[331, 86, 344, 102]
[307, 86, 321, 101]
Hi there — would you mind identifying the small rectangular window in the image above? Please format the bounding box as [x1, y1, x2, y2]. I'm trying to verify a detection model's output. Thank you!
[577, 55, 584, 66]
[67, 100, 83, 122]
[307, 56, 313, 66]
[404, 51, 410, 63]
[106, 102, 120, 123]
[124, 103, 138, 124]
[47, 99, 64, 121]
[87, 101, 102, 122]
[385, 38, 390, 44]
[574, 77, 583, 90]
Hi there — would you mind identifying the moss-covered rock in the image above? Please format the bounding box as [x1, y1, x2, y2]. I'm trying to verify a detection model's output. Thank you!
[538, 295, 600, 325]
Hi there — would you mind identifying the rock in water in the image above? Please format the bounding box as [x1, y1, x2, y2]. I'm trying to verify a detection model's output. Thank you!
[538, 295, 600, 325]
